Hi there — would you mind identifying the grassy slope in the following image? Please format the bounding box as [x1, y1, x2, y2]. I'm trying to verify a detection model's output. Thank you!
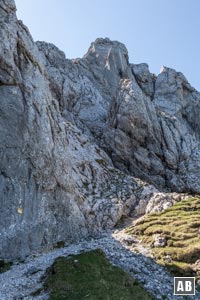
[44, 249, 154, 300]
[126, 197, 200, 277]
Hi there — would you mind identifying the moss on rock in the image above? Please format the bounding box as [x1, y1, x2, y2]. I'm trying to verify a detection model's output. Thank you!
[44, 249, 154, 300]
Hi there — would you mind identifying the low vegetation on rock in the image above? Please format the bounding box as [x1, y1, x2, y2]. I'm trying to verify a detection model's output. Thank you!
[126, 197, 200, 279]
[43, 249, 154, 300]
[0, 260, 12, 273]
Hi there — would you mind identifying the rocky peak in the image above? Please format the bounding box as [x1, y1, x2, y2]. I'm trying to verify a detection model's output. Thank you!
[84, 37, 129, 69]
[83, 38, 131, 95]
[36, 41, 67, 69]
[131, 63, 155, 97]
[0, 0, 16, 20]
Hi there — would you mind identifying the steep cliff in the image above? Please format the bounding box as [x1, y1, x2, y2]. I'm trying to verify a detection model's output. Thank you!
[0, 0, 200, 259]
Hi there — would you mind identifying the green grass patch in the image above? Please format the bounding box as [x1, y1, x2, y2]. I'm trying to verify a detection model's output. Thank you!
[53, 241, 65, 249]
[126, 197, 200, 277]
[44, 249, 154, 300]
[95, 159, 108, 166]
[0, 260, 12, 273]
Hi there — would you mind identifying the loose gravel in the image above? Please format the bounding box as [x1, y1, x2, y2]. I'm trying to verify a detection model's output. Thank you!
[0, 228, 199, 300]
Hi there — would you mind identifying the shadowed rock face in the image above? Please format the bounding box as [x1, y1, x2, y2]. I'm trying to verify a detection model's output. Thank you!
[0, 0, 200, 259]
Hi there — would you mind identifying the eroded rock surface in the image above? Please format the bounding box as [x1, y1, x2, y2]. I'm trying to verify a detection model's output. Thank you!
[0, 0, 200, 259]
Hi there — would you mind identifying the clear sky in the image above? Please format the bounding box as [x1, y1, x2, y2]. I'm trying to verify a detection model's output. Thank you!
[15, 0, 200, 90]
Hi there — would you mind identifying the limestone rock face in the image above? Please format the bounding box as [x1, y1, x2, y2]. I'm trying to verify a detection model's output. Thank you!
[1, 0, 200, 259]
[153, 234, 167, 248]
[0, 0, 143, 259]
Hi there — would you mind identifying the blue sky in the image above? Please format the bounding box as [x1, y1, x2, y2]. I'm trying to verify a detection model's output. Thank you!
[15, 0, 200, 90]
